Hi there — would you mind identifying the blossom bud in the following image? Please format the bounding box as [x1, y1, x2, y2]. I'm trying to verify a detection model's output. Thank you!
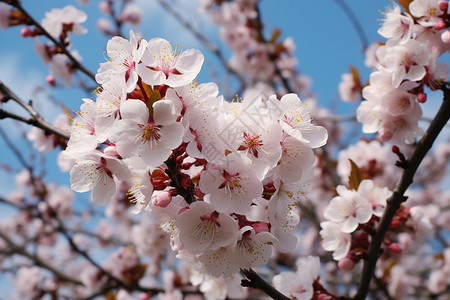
[391, 219, 401, 229]
[417, 92, 427, 103]
[104, 145, 119, 157]
[379, 128, 393, 142]
[154, 191, 172, 207]
[439, 1, 448, 11]
[252, 221, 270, 233]
[338, 257, 354, 271]
[389, 243, 402, 255]
[98, 1, 113, 14]
[46, 75, 55, 86]
[441, 30, 450, 43]
[435, 20, 447, 31]
[20, 27, 32, 37]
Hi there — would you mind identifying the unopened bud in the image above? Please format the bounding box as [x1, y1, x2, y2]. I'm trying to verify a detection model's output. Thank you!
[442, 30, 450, 43]
[252, 221, 270, 233]
[391, 219, 401, 229]
[417, 92, 427, 103]
[104, 145, 119, 157]
[379, 128, 393, 142]
[20, 27, 32, 37]
[154, 191, 172, 207]
[46, 75, 55, 86]
[389, 243, 402, 255]
[338, 257, 354, 271]
[439, 1, 448, 11]
[435, 20, 447, 31]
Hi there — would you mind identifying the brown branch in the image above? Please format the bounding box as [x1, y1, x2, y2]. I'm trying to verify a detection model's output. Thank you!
[0, 82, 70, 140]
[9, 0, 96, 83]
[354, 87, 450, 300]
[241, 268, 290, 300]
[0, 230, 84, 286]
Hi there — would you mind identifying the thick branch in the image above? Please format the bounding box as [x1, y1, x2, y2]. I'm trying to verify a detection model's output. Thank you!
[241, 268, 290, 300]
[355, 88, 450, 300]
[0, 82, 70, 140]
[0, 230, 84, 286]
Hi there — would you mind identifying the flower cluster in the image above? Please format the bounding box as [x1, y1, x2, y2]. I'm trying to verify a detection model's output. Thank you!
[200, 0, 312, 94]
[61, 31, 328, 278]
[356, 0, 449, 145]
[320, 179, 392, 265]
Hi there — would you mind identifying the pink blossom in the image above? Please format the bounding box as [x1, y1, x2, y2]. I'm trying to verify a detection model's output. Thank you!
[96, 30, 148, 92]
[41, 5, 87, 38]
[324, 185, 372, 233]
[176, 201, 238, 254]
[137, 38, 204, 87]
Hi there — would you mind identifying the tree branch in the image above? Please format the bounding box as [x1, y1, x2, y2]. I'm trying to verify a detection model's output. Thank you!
[0, 230, 84, 286]
[241, 268, 290, 300]
[9, 0, 97, 83]
[355, 87, 450, 299]
[0, 81, 70, 140]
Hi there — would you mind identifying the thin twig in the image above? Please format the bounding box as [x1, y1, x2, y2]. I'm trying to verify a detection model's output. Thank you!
[0, 230, 84, 286]
[355, 88, 450, 300]
[0, 82, 70, 140]
[241, 268, 290, 300]
[9, 0, 96, 83]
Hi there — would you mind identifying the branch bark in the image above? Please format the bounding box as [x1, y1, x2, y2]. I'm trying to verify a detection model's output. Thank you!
[354, 87, 450, 299]
[0, 81, 70, 140]
[241, 268, 290, 300]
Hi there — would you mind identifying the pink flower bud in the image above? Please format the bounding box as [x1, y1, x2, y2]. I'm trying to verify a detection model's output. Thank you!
[439, 1, 448, 11]
[104, 145, 119, 157]
[417, 92, 427, 103]
[389, 243, 402, 255]
[391, 219, 401, 229]
[46, 75, 55, 86]
[379, 128, 393, 142]
[252, 221, 270, 233]
[338, 257, 354, 271]
[435, 20, 447, 31]
[20, 27, 32, 37]
[442, 30, 450, 43]
[98, 1, 113, 14]
[154, 191, 172, 207]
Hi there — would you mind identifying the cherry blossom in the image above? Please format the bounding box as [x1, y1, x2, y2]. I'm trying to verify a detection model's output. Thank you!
[69, 150, 130, 205]
[110, 99, 184, 167]
[176, 201, 238, 254]
[269, 93, 328, 148]
[137, 38, 204, 87]
[324, 185, 373, 233]
[96, 30, 148, 92]
[41, 5, 87, 39]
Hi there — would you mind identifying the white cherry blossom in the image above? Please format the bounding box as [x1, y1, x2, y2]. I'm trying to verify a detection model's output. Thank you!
[176, 201, 238, 254]
[96, 30, 148, 92]
[137, 38, 204, 87]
